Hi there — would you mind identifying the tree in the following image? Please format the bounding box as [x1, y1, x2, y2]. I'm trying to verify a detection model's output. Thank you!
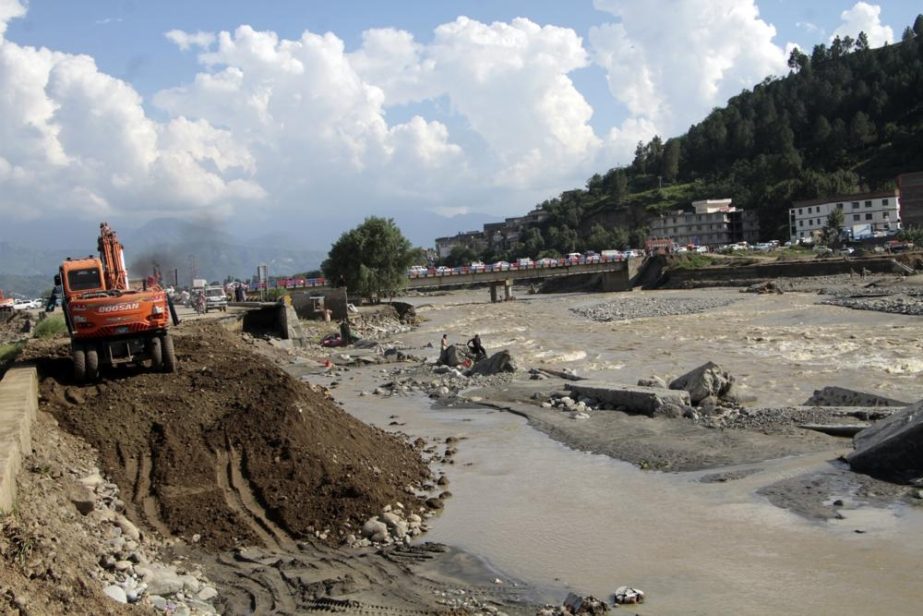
[787, 48, 809, 72]
[661, 139, 681, 182]
[443, 245, 477, 267]
[824, 207, 845, 247]
[856, 31, 870, 51]
[903, 26, 915, 44]
[321, 217, 415, 300]
[914, 14, 923, 38]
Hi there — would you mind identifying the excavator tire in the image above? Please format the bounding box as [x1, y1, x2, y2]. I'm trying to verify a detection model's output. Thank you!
[72, 346, 86, 384]
[85, 347, 100, 381]
[161, 333, 176, 373]
[149, 336, 163, 370]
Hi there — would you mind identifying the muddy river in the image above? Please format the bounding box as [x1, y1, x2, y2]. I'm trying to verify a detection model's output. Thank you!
[330, 287, 923, 615]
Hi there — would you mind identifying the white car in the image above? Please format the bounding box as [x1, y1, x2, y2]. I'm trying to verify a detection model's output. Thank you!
[12, 298, 41, 310]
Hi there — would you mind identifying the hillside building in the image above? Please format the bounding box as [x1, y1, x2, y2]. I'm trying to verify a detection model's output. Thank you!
[648, 199, 759, 247]
[789, 190, 900, 243]
[434, 230, 487, 259]
[898, 172, 923, 229]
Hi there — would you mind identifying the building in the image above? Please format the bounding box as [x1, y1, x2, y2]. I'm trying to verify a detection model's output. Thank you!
[434, 230, 487, 259]
[789, 190, 900, 243]
[898, 172, 923, 230]
[648, 199, 759, 247]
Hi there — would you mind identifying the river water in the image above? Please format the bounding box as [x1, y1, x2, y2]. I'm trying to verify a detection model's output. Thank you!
[331, 287, 923, 614]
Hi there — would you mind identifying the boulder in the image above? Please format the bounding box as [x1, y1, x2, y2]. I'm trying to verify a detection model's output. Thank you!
[361, 517, 389, 540]
[467, 350, 517, 376]
[846, 400, 923, 475]
[669, 362, 733, 404]
[563, 593, 609, 615]
[637, 375, 667, 389]
[613, 586, 645, 605]
[439, 344, 467, 367]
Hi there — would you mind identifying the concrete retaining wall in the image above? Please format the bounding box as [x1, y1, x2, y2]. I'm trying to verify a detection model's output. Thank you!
[0, 366, 38, 513]
[664, 254, 921, 288]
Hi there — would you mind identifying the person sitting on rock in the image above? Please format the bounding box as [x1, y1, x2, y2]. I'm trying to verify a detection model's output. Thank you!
[467, 334, 486, 362]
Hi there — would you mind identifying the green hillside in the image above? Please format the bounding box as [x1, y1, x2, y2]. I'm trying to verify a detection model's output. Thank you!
[476, 16, 923, 262]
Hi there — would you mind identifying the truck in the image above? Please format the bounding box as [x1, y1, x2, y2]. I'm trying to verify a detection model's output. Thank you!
[57, 222, 179, 383]
[204, 286, 228, 312]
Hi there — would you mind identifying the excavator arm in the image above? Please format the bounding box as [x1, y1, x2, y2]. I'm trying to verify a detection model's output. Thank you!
[97, 222, 129, 291]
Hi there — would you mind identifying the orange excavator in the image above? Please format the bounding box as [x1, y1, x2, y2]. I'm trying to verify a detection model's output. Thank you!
[57, 222, 179, 382]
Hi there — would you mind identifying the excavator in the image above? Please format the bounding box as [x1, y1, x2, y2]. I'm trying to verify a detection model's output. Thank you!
[57, 222, 179, 382]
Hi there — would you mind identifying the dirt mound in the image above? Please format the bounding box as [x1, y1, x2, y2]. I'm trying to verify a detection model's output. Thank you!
[36, 322, 430, 550]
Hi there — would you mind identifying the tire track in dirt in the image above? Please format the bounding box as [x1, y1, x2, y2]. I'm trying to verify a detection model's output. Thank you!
[214, 442, 294, 552]
[135, 452, 173, 539]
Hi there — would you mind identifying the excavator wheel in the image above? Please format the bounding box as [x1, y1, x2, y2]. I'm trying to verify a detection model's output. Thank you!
[149, 336, 163, 370]
[85, 347, 100, 381]
[161, 333, 176, 373]
[72, 346, 86, 384]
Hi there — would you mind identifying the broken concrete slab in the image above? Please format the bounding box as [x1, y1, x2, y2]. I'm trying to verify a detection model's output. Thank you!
[846, 400, 923, 475]
[804, 386, 909, 408]
[669, 362, 733, 404]
[565, 382, 690, 417]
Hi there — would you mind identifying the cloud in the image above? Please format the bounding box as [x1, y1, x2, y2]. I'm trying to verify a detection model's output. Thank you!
[350, 17, 600, 188]
[0, 6, 262, 223]
[831, 2, 893, 47]
[95, 17, 124, 26]
[796, 21, 822, 35]
[0, 0, 25, 38]
[589, 0, 788, 140]
[165, 29, 216, 52]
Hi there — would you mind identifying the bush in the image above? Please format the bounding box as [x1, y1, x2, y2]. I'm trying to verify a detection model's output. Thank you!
[0, 342, 23, 365]
[669, 254, 718, 270]
[33, 315, 67, 339]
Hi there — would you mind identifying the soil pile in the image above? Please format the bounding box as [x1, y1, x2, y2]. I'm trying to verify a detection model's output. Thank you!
[35, 322, 431, 550]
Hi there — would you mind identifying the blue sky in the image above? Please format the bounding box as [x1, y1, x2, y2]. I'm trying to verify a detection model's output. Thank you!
[1, 0, 920, 248]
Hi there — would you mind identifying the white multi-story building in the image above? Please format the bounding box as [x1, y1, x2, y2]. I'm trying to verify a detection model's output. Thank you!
[649, 199, 759, 247]
[789, 189, 901, 243]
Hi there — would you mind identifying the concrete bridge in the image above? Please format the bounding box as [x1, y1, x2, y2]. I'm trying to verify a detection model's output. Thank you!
[406, 258, 646, 301]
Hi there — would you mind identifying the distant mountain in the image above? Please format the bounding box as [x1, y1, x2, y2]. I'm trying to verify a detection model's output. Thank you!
[0, 218, 326, 287]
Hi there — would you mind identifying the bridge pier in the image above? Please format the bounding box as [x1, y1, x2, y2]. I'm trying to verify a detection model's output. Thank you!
[489, 279, 512, 303]
[601, 269, 631, 292]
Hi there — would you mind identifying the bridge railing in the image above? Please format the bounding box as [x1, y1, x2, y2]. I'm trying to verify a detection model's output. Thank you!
[407, 254, 636, 279]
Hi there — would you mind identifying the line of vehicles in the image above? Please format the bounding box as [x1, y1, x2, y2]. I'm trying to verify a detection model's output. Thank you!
[408, 249, 643, 278]
[0, 292, 44, 312]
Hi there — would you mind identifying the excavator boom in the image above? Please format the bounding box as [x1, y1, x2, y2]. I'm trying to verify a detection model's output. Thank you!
[97, 222, 130, 291]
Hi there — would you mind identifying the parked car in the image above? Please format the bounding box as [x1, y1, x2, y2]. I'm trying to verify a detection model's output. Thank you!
[435, 266, 453, 275]
[13, 298, 41, 310]
[470, 261, 486, 272]
[491, 261, 510, 271]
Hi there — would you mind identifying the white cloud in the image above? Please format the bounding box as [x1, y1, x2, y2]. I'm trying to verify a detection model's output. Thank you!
[165, 29, 216, 51]
[0, 4, 262, 222]
[590, 0, 788, 141]
[350, 17, 600, 188]
[0, 0, 25, 38]
[831, 2, 893, 47]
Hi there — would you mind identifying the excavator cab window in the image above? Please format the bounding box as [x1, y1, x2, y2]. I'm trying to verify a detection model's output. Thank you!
[67, 268, 103, 292]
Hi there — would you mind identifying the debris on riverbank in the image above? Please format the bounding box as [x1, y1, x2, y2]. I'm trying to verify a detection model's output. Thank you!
[572, 296, 738, 322]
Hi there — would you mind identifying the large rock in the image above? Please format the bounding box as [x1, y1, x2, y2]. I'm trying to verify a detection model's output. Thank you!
[804, 386, 909, 408]
[439, 344, 467, 367]
[565, 382, 690, 418]
[669, 362, 733, 404]
[846, 400, 923, 475]
[467, 350, 517, 376]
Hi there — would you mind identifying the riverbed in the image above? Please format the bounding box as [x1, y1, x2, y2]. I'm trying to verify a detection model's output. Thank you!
[323, 286, 923, 614]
